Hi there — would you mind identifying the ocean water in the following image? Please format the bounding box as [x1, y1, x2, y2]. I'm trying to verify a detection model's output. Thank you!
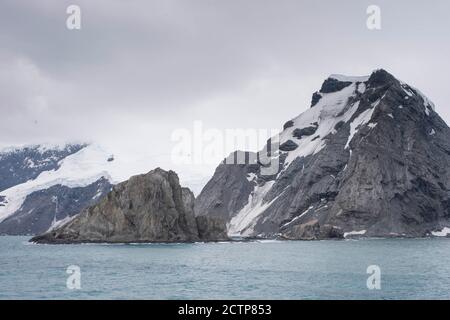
[1, 236, 450, 300]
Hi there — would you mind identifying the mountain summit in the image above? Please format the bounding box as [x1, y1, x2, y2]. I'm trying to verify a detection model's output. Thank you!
[195, 69, 450, 239]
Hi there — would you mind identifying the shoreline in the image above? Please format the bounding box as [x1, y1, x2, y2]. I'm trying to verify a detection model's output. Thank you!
[3, 234, 446, 245]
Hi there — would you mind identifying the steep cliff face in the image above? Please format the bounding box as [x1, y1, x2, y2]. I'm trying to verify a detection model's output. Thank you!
[195, 69, 450, 239]
[31, 168, 228, 243]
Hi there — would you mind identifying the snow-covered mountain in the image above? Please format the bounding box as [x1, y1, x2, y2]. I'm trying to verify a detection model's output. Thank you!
[0, 144, 86, 191]
[195, 69, 450, 239]
[0, 142, 212, 235]
[0, 144, 114, 234]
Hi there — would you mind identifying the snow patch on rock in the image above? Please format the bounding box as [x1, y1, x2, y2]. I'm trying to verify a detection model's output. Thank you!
[47, 214, 77, 232]
[281, 206, 313, 228]
[228, 181, 276, 236]
[329, 74, 370, 82]
[431, 227, 450, 237]
[343, 230, 367, 238]
[345, 105, 376, 149]
[280, 84, 361, 166]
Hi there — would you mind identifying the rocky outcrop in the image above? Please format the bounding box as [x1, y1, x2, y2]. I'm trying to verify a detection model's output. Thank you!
[281, 220, 343, 240]
[320, 78, 352, 93]
[292, 123, 318, 139]
[31, 168, 228, 244]
[0, 195, 6, 207]
[195, 69, 450, 240]
[283, 120, 294, 130]
[279, 140, 299, 151]
[310, 92, 322, 107]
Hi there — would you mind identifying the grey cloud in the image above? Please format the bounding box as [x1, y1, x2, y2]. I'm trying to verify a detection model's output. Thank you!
[0, 0, 449, 150]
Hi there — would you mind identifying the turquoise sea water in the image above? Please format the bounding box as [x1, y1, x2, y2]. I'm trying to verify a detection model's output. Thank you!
[1, 236, 450, 299]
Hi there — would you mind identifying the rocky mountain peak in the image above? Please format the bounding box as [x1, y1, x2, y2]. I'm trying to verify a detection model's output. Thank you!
[366, 68, 397, 88]
[311, 69, 403, 108]
[196, 69, 450, 239]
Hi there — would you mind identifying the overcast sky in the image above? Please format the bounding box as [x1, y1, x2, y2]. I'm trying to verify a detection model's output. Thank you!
[1, 0, 450, 185]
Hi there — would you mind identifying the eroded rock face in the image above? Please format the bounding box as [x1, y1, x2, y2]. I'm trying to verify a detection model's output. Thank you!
[281, 220, 343, 240]
[196, 215, 229, 241]
[195, 69, 450, 240]
[31, 168, 228, 243]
